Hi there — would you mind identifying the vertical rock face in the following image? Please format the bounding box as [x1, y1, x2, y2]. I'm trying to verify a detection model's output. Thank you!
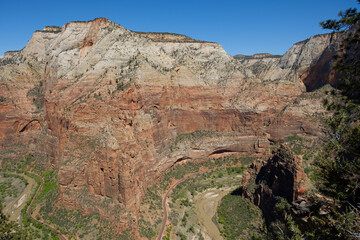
[239, 33, 341, 90]
[0, 18, 340, 230]
[241, 145, 309, 223]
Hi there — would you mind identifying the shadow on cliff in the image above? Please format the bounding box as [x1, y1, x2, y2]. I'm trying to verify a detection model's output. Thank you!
[302, 34, 340, 91]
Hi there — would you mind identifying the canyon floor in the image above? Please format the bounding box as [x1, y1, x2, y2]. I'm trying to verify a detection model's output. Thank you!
[193, 187, 235, 240]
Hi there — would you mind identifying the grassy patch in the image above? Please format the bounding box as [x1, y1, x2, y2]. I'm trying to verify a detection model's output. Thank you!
[217, 193, 263, 239]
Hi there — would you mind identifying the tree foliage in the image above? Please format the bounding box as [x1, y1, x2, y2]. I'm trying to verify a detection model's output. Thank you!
[0, 203, 32, 239]
[320, 1, 360, 32]
[312, 2, 360, 239]
[257, 2, 360, 239]
[314, 2, 360, 206]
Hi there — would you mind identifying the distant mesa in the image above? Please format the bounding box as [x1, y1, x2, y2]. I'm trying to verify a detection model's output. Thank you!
[134, 31, 211, 43]
[234, 53, 282, 60]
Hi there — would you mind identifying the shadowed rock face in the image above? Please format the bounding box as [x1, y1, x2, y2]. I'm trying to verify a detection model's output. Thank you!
[239, 33, 341, 90]
[0, 18, 339, 231]
[241, 145, 309, 224]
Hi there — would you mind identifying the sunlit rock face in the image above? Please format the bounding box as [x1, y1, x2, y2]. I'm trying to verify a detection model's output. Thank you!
[0, 17, 340, 230]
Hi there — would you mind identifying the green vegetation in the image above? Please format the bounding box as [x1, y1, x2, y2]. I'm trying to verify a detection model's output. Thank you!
[311, 3, 360, 238]
[282, 133, 321, 180]
[93, 92, 103, 101]
[162, 225, 172, 240]
[1, 154, 134, 240]
[176, 231, 187, 240]
[320, 3, 360, 32]
[0, 202, 33, 239]
[134, 31, 210, 43]
[0, 172, 32, 239]
[2, 154, 51, 175]
[35, 170, 133, 239]
[27, 81, 44, 109]
[139, 154, 253, 239]
[138, 219, 157, 239]
[283, 134, 306, 155]
[0, 57, 16, 66]
[254, 4, 360, 239]
[0, 172, 27, 204]
[234, 54, 282, 60]
[168, 166, 247, 239]
[217, 192, 263, 239]
[160, 155, 255, 190]
[171, 167, 244, 202]
[115, 78, 130, 91]
[1, 155, 60, 238]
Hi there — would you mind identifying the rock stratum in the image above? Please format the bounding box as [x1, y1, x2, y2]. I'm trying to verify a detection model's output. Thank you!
[0, 18, 340, 233]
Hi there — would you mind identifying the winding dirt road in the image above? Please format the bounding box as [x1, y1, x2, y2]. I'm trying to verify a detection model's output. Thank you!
[26, 173, 67, 240]
[157, 173, 198, 240]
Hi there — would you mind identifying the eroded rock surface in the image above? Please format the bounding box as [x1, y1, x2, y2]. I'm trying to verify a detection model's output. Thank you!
[0, 18, 340, 232]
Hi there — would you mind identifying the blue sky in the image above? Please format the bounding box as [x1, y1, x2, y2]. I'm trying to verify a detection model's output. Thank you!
[0, 0, 358, 57]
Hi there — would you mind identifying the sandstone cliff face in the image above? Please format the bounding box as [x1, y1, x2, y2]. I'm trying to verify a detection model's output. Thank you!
[241, 145, 309, 223]
[0, 18, 339, 231]
[239, 33, 340, 90]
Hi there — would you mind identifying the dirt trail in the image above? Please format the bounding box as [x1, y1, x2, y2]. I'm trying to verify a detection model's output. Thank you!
[3, 174, 36, 222]
[157, 173, 197, 240]
[26, 173, 67, 240]
[194, 187, 235, 240]
[3, 172, 67, 240]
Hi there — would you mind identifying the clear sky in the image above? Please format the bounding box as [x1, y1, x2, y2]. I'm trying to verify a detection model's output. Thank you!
[0, 0, 358, 57]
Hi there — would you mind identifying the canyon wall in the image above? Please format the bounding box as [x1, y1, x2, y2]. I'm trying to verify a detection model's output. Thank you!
[0, 18, 340, 230]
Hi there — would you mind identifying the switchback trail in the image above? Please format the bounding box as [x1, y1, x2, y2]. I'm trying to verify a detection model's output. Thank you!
[26, 173, 67, 240]
[157, 173, 198, 240]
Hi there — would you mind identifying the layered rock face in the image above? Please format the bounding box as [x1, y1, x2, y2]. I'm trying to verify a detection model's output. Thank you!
[239, 33, 340, 91]
[0, 18, 339, 230]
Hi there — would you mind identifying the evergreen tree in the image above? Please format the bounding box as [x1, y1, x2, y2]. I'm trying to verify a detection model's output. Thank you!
[312, 1, 360, 238]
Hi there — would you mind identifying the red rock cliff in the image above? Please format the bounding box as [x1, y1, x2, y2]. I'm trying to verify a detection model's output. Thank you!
[0, 18, 339, 230]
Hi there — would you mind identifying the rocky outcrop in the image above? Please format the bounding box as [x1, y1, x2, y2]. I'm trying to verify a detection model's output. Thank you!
[241, 145, 309, 224]
[0, 18, 340, 233]
[239, 33, 341, 90]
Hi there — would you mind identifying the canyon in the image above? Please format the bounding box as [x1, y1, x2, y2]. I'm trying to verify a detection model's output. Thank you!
[0, 18, 340, 235]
